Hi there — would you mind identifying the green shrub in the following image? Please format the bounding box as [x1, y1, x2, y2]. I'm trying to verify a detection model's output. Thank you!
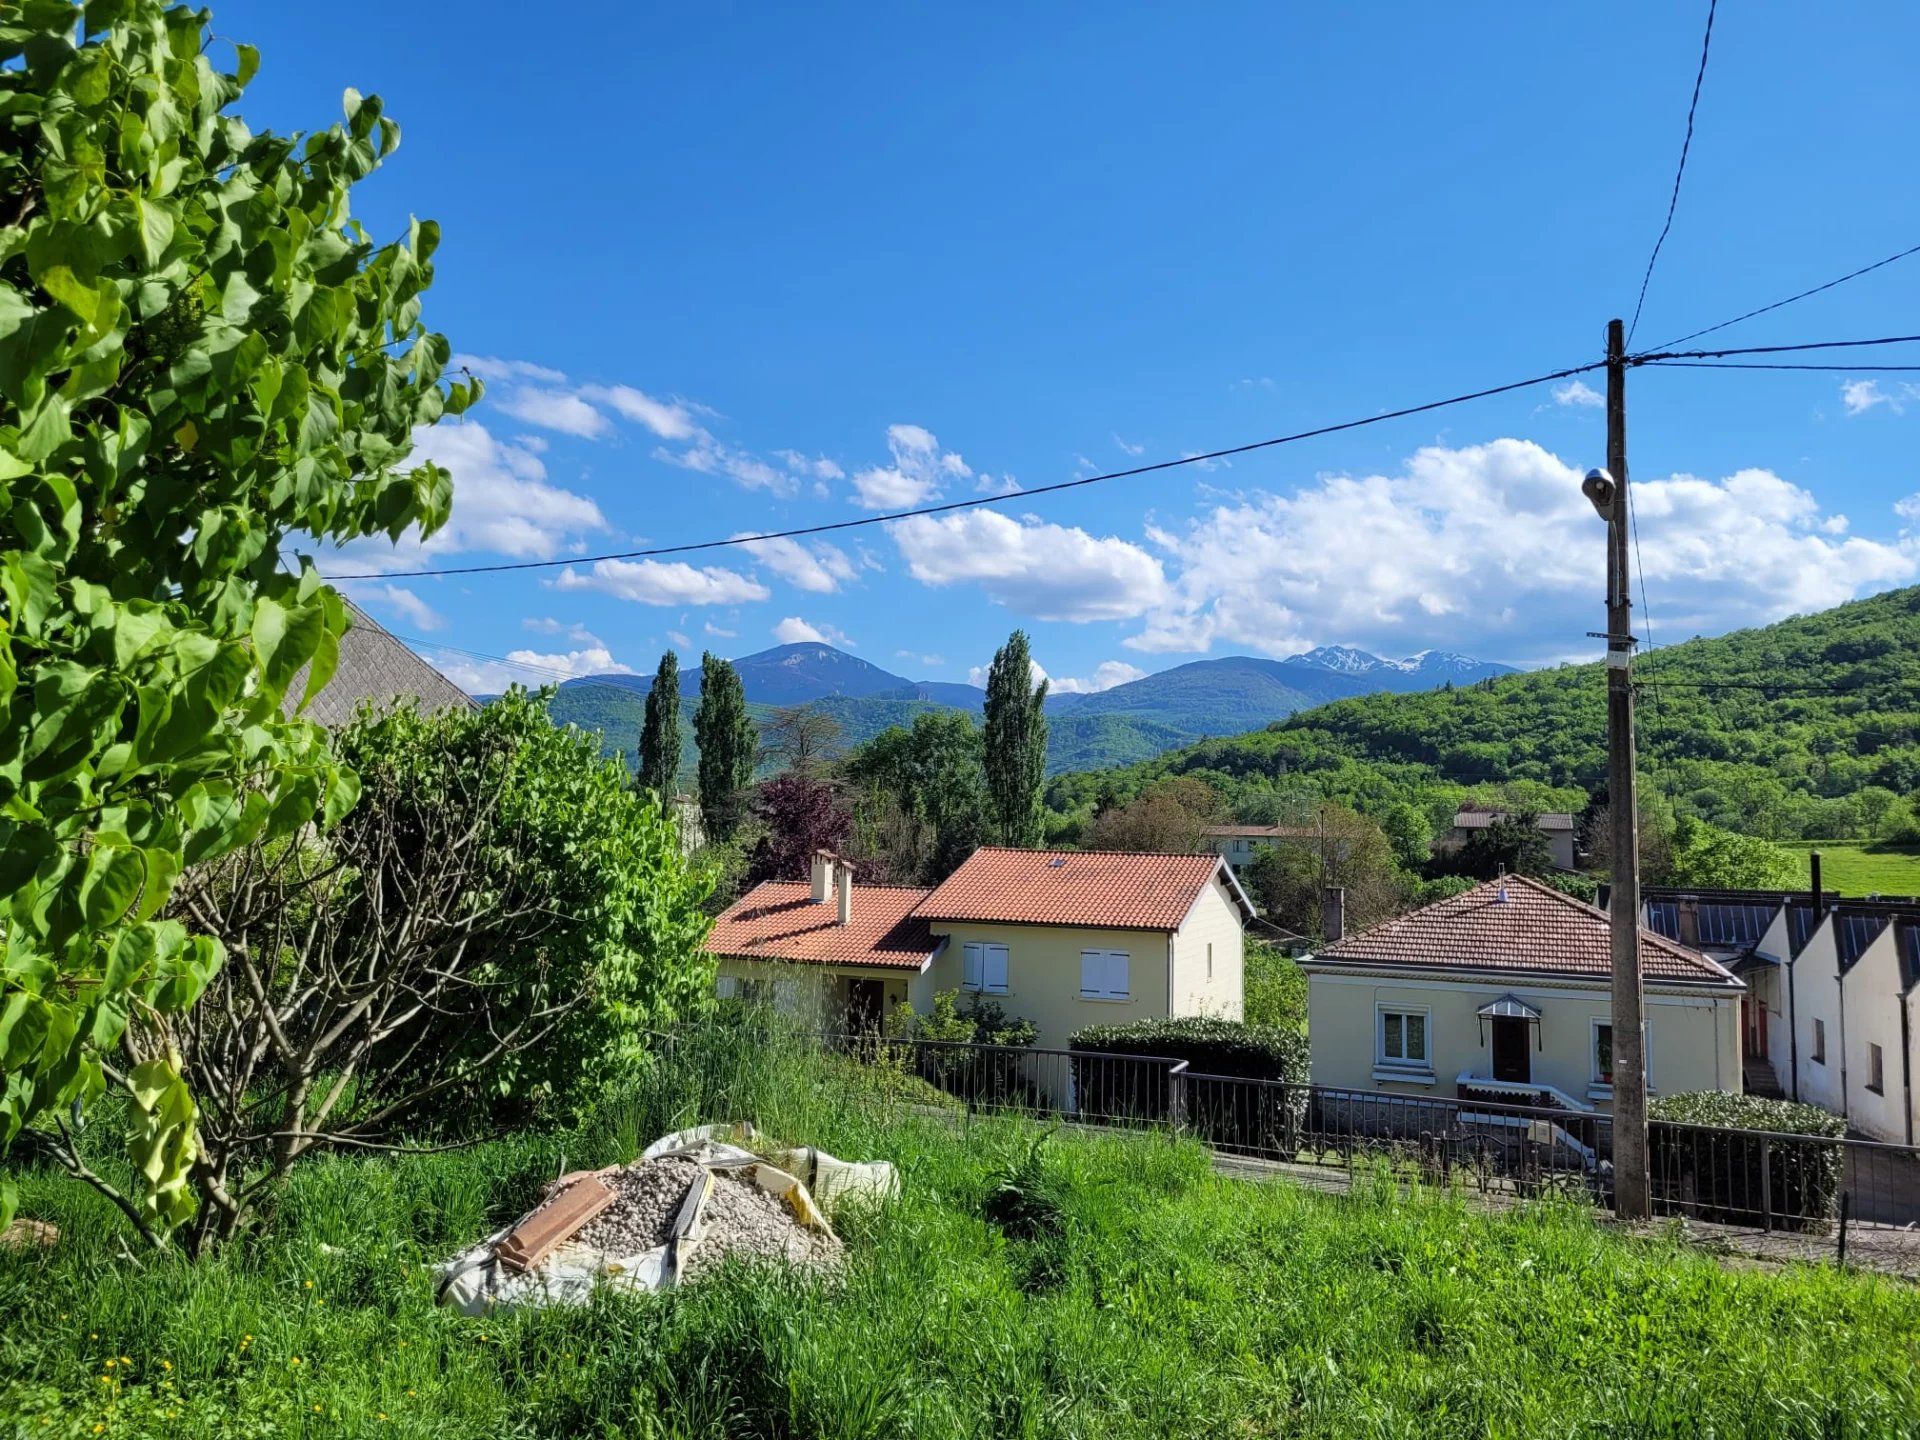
[886, 990, 1039, 1105]
[1068, 1017, 1309, 1152]
[1649, 1091, 1845, 1229]
[1243, 940, 1308, 1032]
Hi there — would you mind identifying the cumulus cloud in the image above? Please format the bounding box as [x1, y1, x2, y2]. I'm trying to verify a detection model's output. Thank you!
[1049, 660, 1148, 694]
[776, 449, 846, 481]
[1130, 438, 1919, 663]
[891, 510, 1169, 622]
[730, 533, 858, 592]
[490, 386, 611, 439]
[851, 423, 973, 509]
[968, 657, 1049, 688]
[1840, 379, 1920, 416]
[359, 585, 445, 633]
[556, 558, 770, 607]
[576, 384, 700, 440]
[773, 616, 855, 647]
[434, 645, 632, 695]
[325, 422, 606, 570]
[1553, 380, 1603, 408]
[453, 354, 568, 385]
[656, 434, 792, 494]
[523, 616, 602, 646]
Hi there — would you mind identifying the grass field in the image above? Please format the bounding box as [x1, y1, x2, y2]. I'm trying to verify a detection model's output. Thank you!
[5, 1033, 1919, 1438]
[1778, 840, 1920, 897]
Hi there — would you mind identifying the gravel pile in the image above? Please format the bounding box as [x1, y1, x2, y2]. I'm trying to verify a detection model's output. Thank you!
[565, 1156, 843, 1277]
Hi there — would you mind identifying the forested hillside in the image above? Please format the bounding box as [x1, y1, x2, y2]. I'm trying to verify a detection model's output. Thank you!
[1051, 585, 1920, 842]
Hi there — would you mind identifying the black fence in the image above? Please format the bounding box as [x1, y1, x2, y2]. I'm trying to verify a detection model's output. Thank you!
[825, 1032, 1920, 1269]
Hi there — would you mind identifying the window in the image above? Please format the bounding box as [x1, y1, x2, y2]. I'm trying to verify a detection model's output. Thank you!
[1868, 1042, 1885, 1095]
[1594, 1023, 1614, 1085]
[1377, 1006, 1430, 1072]
[962, 942, 1009, 995]
[1206, 941, 1214, 979]
[1812, 1017, 1827, 1065]
[1080, 949, 1131, 1001]
[739, 977, 772, 1006]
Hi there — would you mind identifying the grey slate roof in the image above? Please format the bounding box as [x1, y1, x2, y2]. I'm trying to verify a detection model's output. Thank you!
[285, 596, 475, 727]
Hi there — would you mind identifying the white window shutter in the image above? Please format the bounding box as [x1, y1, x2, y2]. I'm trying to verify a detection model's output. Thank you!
[963, 943, 982, 991]
[985, 944, 1009, 993]
[1107, 950, 1130, 999]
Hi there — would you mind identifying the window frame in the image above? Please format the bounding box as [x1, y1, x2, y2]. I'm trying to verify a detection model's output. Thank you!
[1868, 1041, 1885, 1095]
[962, 941, 1010, 996]
[1812, 1016, 1827, 1066]
[1592, 1019, 1614, 1087]
[1079, 948, 1132, 1002]
[1375, 1003, 1433, 1075]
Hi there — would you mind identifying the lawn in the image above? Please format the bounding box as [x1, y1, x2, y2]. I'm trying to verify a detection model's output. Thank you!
[5, 1035, 1918, 1439]
[1778, 840, 1920, 897]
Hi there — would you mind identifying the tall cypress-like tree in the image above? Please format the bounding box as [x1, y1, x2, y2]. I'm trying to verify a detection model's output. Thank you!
[638, 650, 682, 798]
[982, 629, 1049, 847]
[694, 652, 757, 839]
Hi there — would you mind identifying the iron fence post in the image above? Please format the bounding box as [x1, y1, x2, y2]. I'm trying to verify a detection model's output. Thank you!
[1760, 1137, 1772, 1233]
[1168, 1061, 1189, 1131]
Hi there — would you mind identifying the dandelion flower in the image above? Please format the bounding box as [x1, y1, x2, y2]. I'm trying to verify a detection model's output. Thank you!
[303, 1280, 313, 1289]
[104, 1359, 115, 1369]
[290, 1356, 302, 1366]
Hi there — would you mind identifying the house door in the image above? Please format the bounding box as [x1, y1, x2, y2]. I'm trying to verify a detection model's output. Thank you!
[1742, 997, 1766, 1058]
[844, 978, 884, 1035]
[1490, 1017, 1531, 1084]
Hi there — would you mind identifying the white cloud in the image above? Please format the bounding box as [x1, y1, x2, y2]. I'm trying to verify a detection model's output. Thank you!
[1113, 434, 1146, 457]
[360, 585, 445, 632]
[774, 616, 855, 647]
[1897, 492, 1920, 525]
[968, 657, 1048, 688]
[1840, 379, 1920, 416]
[1553, 380, 1603, 409]
[523, 616, 602, 646]
[491, 386, 610, 439]
[896, 650, 945, 667]
[1131, 438, 1919, 663]
[704, 621, 738, 638]
[668, 629, 693, 649]
[976, 473, 1021, 496]
[556, 558, 770, 607]
[731, 533, 858, 593]
[890, 510, 1169, 622]
[1049, 660, 1148, 694]
[656, 435, 792, 494]
[776, 449, 846, 481]
[576, 384, 700, 440]
[433, 645, 632, 695]
[454, 354, 568, 384]
[850, 423, 972, 509]
[327, 422, 606, 568]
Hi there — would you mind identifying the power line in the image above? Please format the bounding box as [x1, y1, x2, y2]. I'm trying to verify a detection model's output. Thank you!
[323, 358, 1608, 583]
[1643, 360, 1920, 372]
[1640, 240, 1920, 354]
[1626, 0, 1719, 346]
[1633, 333, 1920, 362]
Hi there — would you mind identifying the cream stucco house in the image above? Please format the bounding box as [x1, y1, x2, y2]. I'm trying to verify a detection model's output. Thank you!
[706, 847, 1253, 1051]
[1303, 875, 1744, 1113]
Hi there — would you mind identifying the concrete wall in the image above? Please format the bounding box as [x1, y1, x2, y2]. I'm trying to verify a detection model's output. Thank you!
[922, 920, 1173, 1052]
[1170, 874, 1246, 1021]
[1305, 967, 1741, 1108]
[1790, 920, 1844, 1112]
[715, 957, 916, 1030]
[1840, 932, 1914, 1144]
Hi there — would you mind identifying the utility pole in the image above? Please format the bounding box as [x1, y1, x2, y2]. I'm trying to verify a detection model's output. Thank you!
[1584, 317, 1650, 1221]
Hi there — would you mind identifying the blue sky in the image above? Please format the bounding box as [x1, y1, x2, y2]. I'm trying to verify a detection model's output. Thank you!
[226, 2, 1920, 694]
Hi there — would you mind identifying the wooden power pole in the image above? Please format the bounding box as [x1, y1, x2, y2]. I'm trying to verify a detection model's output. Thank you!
[1591, 316, 1651, 1220]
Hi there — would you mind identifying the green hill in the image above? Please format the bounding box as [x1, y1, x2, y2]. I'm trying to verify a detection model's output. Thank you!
[1048, 585, 1920, 841]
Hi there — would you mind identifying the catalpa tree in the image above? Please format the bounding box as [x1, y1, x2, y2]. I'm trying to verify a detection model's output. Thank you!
[0, 0, 476, 1234]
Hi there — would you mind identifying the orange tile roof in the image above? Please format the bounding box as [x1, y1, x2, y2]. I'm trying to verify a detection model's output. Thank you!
[1313, 875, 1738, 986]
[916, 847, 1235, 931]
[705, 882, 939, 970]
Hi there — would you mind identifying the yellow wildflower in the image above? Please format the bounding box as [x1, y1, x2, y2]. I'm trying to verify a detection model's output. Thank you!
[162, 1360, 172, 1371]
[290, 1356, 302, 1366]
[303, 1280, 313, 1289]
[104, 1359, 115, 1368]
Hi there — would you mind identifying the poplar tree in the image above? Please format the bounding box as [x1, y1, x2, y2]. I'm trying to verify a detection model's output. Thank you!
[638, 650, 681, 797]
[982, 629, 1049, 847]
[694, 652, 756, 839]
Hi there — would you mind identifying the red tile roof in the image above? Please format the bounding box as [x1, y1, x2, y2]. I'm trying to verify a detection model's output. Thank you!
[1313, 875, 1737, 985]
[916, 847, 1237, 931]
[705, 882, 938, 970]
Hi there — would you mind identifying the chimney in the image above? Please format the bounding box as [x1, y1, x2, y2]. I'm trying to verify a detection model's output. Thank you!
[1678, 894, 1701, 949]
[1321, 886, 1346, 945]
[837, 862, 853, 926]
[1810, 849, 1823, 907]
[810, 849, 835, 904]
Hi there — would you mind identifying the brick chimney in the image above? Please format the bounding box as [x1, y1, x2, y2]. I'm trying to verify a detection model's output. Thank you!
[1321, 886, 1346, 945]
[810, 849, 836, 904]
[1677, 894, 1701, 949]
[837, 861, 854, 926]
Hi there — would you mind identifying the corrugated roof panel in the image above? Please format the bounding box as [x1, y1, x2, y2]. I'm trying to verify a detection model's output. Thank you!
[1787, 904, 1822, 955]
[1835, 911, 1891, 969]
[1898, 923, 1920, 992]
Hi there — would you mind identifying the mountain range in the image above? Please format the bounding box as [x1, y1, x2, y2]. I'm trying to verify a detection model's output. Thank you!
[541, 642, 1515, 776]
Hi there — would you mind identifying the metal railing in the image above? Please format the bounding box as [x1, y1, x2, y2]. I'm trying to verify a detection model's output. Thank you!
[819, 1031, 1920, 1270]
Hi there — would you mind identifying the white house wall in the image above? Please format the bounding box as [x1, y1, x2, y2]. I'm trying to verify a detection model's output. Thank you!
[1790, 919, 1844, 1112]
[1841, 930, 1909, 1142]
[1171, 874, 1246, 1022]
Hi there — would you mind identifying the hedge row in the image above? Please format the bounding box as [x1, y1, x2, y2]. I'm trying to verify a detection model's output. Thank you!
[1067, 1018, 1310, 1153]
[1648, 1091, 1846, 1230]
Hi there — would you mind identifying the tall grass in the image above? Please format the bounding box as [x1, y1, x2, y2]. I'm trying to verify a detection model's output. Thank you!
[5, 1023, 1918, 1438]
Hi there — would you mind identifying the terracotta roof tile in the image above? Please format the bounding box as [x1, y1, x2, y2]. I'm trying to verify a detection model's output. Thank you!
[1313, 875, 1737, 986]
[916, 847, 1230, 931]
[705, 882, 938, 970]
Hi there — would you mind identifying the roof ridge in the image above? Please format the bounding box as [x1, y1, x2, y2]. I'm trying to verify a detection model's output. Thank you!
[966, 845, 1219, 861]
